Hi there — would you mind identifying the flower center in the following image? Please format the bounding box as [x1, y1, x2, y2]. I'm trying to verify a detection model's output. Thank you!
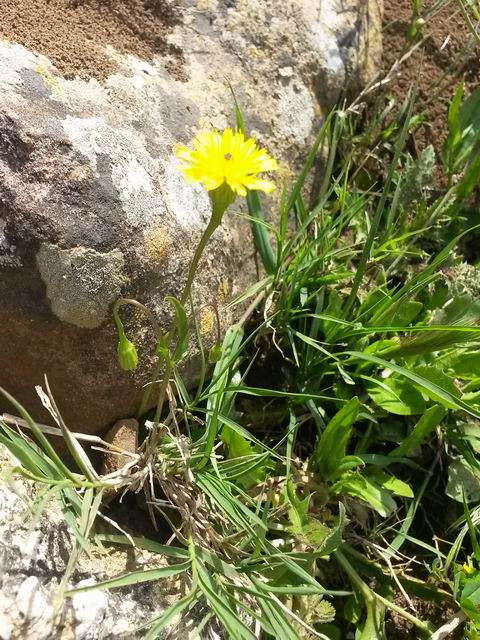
[224, 153, 232, 160]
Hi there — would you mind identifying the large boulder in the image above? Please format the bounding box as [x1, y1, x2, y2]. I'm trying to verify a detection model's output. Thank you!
[0, 0, 382, 435]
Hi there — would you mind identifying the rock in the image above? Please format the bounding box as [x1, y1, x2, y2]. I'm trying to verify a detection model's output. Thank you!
[0, 0, 382, 436]
[71, 580, 109, 640]
[0, 447, 184, 639]
[15, 577, 48, 620]
[101, 418, 139, 476]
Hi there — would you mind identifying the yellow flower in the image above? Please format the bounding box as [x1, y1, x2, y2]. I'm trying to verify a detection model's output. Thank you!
[175, 128, 277, 197]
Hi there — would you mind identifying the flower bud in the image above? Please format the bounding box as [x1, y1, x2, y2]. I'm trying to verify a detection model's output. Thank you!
[118, 332, 138, 371]
[209, 343, 223, 363]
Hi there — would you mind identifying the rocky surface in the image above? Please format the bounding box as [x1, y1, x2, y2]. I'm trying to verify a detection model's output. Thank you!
[0, 447, 183, 640]
[0, 0, 383, 436]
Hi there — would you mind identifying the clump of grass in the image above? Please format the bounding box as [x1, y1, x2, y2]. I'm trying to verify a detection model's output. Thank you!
[3, 69, 480, 640]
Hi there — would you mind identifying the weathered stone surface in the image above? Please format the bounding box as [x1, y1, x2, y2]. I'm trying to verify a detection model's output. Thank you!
[0, 0, 382, 435]
[0, 447, 183, 639]
[102, 418, 139, 475]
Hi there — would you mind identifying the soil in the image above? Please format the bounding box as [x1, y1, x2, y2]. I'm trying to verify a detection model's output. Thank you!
[382, 0, 480, 155]
[0, 0, 184, 81]
[386, 595, 463, 639]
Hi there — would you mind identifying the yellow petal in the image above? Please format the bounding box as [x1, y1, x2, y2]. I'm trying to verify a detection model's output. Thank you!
[175, 127, 277, 198]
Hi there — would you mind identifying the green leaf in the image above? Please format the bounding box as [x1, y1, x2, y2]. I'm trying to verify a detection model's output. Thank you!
[195, 471, 267, 537]
[335, 455, 364, 476]
[0, 388, 78, 483]
[458, 153, 480, 199]
[366, 469, 414, 498]
[247, 189, 276, 275]
[457, 422, 480, 454]
[166, 296, 189, 361]
[230, 82, 246, 134]
[446, 458, 480, 503]
[412, 365, 461, 407]
[345, 351, 480, 420]
[389, 405, 446, 457]
[464, 496, 480, 563]
[286, 480, 310, 534]
[398, 145, 435, 209]
[443, 82, 463, 168]
[221, 425, 270, 488]
[444, 85, 480, 179]
[461, 574, 480, 625]
[94, 534, 190, 559]
[366, 376, 426, 415]
[196, 561, 256, 640]
[288, 492, 346, 556]
[197, 324, 244, 470]
[314, 502, 346, 556]
[381, 295, 480, 358]
[343, 593, 363, 624]
[254, 591, 301, 640]
[66, 561, 191, 594]
[230, 90, 277, 275]
[313, 397, 360, 480]
[331, 472, 396, 517]
[0, 422, 62, 479]
[386, 300, 423, 327]
[449, 352, 480, 376]
[143, 590, 198, 639]
[317, 623, 342, 640]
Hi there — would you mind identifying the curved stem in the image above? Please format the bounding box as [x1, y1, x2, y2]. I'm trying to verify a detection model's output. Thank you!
[113, 298, 163, 339]
[113, 298, 164, 420]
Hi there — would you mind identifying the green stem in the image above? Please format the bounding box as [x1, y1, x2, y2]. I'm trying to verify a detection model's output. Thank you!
[113, 298, 162, 338]
[151, 218, 221, 425]
[193, 301, 222, 404]
[376, 593, 431, 633]
[334, 549, 430, 634]
[181, 218, 220, 306]
[334, 549, 375, 604]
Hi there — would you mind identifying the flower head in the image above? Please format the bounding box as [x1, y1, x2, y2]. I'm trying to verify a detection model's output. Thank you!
[175, 128, 277, 198]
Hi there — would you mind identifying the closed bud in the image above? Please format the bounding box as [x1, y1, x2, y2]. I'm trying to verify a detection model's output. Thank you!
[118, 333, 138, 371]
[209, 343, 223, 363]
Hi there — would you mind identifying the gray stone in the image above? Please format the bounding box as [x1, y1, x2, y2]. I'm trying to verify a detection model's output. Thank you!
[71, 580, 109, 640]
[0, 447, 183, 639]
[36, 245, 127, 329]
[15, 577, 48, 620]
[0, 0, 382, 436]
